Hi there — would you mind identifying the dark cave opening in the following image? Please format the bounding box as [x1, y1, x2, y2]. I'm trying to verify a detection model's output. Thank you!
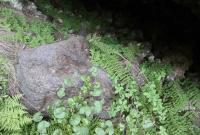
[51, 0, 200, 79]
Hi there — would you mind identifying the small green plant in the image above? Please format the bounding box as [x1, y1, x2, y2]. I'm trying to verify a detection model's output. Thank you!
[0, 95, 32, 135]
[30, 76, 114, 135]
[0, 7, 55, 47]
[88, 34, 200, 135]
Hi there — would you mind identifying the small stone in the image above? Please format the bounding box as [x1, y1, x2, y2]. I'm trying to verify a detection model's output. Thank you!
[57, 18, 63, 24]
[148, 55, 155, 61]
[10, 0, 23, 11]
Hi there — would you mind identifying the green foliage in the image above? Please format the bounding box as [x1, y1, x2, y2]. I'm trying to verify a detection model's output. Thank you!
[24, 76, 114, 135]
[162, 80, 200, 135]
[0, 8, 54, 47]
[36, 0, 105, 37]
[0, 95, 32, 135]
[0, 3, 199, 135]
[88, 34, 200, 135]
[0, 56, 32, 135]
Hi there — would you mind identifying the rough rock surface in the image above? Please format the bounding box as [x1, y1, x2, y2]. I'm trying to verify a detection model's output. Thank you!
[15, 35, 113, 119]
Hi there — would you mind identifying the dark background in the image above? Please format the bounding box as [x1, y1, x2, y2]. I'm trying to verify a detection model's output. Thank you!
[49, 0, 200, 74]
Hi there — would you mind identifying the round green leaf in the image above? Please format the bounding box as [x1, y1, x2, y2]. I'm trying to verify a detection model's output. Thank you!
[33, 112, 43, 122]
[73, 127, 89, 135]
[105, 120, 113, 127]
[67, 98, 76, 107]
[64, 78, 71, 86]
[57, 87, 65, 98]
[118, 123, 125, 131]
[93, 100, 103, 113]
[143, 119, 154, 129]
[79, 106, 92, 117]
[81, 118, 90, 125]
[106, 127, 114, 135]
[54, 107, 66, 119]
[37, 120, 50, 133]
[53, 129, 63, 135]
[95, 128, 105, 135]
[70, 114, 81, 126]
[91, 89, 101, 97]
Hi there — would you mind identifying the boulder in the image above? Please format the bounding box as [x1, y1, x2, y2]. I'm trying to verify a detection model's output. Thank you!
[14, 35, 113, 119]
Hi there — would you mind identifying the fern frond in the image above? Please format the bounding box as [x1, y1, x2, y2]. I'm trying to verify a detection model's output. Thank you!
[0, 95, 32, 133]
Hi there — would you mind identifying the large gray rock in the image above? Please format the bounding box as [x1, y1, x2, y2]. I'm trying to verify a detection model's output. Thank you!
[15, 35, 113, 119]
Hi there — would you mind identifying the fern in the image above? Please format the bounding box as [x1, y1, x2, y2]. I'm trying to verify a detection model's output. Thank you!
[0, 4, 199, 134]
[88, 34, 199, 135]
[0, 7, 55, 47]
[22, 122, 39, 135]
[161, 80, 199, 135]
[0, 95, 32, 134]
[89, 35, 160, 134]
